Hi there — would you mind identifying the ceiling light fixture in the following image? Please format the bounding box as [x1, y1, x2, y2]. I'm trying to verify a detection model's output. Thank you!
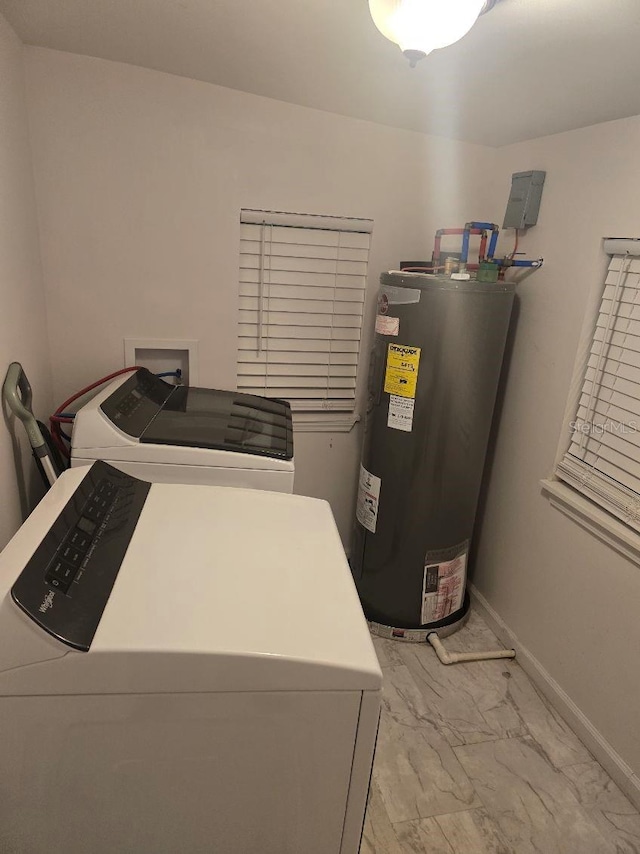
[369, 0, 497, 67]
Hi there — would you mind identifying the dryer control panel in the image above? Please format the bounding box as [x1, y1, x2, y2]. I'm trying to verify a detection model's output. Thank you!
[11, 461, 150, 651]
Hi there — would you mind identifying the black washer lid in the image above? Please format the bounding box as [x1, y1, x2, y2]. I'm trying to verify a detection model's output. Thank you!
[141, 386, 294, 460]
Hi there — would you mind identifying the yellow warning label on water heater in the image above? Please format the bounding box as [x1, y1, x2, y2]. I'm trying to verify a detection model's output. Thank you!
[384, 343, 421, 398]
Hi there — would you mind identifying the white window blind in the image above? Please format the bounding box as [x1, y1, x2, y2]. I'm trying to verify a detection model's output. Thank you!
[556, 249, 640, 530]
[237, 210, 372, 412]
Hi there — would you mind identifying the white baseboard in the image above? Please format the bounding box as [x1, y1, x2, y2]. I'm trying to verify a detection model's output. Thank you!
[469, 583, 640, 810]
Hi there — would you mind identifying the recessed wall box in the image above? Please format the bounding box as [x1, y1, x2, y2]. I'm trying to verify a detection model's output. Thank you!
[503, 170, 546, 229]
[123, 338, 199, 385]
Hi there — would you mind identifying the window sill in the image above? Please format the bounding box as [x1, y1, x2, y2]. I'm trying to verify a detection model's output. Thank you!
[292, 412, 360, 433]
[541, 478, 640, 568]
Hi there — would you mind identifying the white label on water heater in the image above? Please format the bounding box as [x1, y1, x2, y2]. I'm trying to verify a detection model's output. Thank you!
[388, 395, 414, 432]
[375, 315, 400, 336]
[421, 551, 467, 624]
[356, 465, 381, 533]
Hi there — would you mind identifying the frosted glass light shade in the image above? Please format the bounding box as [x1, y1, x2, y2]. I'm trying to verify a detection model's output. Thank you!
[369, 0, 485, 60]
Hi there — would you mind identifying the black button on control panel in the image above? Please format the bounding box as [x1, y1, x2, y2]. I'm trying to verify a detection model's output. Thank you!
[60, 543, 83, 566]
[45, 558, 76, 594]
[11, 461, 151, 652]
[68, 528, 92, 552]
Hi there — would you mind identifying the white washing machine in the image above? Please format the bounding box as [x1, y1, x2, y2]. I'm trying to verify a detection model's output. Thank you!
[0, 463, 381, 854]
[71, 368, 295, 492]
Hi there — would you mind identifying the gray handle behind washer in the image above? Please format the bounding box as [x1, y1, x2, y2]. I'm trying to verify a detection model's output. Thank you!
[2, 362, 47, 451]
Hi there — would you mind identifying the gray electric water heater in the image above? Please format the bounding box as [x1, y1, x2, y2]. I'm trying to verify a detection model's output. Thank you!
[351, 272, 515, 640]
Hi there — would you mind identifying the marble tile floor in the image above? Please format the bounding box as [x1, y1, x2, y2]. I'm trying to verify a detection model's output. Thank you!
[361, 609, 640, 854]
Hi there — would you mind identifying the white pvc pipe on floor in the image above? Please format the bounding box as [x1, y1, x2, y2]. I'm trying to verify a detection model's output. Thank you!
[427, 632, 516, 665]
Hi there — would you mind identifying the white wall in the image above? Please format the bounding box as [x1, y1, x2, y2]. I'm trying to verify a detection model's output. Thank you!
[24, 47, 493, 543]
[474, 115, 640, 785]
[0, 14, 51, 548]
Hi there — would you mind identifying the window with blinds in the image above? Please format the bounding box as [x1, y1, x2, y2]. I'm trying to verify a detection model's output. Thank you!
[237, 210, 373, 412]
[556, 247, 640, 530]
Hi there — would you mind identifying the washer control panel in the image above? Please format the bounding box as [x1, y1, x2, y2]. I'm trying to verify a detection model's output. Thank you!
[100, 368, 174, 438]
[12, 461, 150, 651]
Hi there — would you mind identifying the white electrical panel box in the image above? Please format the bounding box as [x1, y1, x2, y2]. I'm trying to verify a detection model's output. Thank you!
[503, 170, 546, 229]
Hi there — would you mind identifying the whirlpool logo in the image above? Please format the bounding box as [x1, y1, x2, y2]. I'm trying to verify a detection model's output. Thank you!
[38, 590, 55, 614]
